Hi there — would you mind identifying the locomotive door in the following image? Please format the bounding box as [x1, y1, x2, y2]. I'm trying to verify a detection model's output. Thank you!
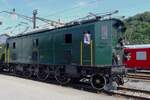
[32, 38, 39, 64]
[81, 31, 93, 66]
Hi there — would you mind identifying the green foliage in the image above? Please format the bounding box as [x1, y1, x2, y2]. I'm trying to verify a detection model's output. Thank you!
[124, 11, 150, 44]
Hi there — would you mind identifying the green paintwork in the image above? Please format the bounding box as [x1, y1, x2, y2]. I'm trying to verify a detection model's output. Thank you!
[6, 19, 124, 66]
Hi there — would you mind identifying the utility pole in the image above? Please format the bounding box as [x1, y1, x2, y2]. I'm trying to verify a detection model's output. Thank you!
[33, 9, 38, 29]
[0, 8, 64, 29]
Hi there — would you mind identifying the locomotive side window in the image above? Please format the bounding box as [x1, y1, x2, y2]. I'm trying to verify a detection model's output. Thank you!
[33, 39, 39, 46]
[13, 42, 16, 49]
[65, 34, 72, 43]
[136, 51, 147, 60]
[101, 25, 108, 39]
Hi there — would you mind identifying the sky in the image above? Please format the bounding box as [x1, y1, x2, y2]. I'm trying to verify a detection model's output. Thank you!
[0, 0, 150, 35]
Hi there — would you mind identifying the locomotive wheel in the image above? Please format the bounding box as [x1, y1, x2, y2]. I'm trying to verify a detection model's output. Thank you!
[9, 65, 15, 73]
[23, 66, 32, 78]
[37, 66, 49, 81]
[13, 65, 23, 76]
[55, 66, 70, 85]
[90, 74, 106, 90]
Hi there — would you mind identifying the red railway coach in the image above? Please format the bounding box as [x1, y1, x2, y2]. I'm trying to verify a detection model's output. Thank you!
[124, 44, 150, 70]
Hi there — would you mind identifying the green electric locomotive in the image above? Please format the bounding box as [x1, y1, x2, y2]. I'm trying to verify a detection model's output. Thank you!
[1, 16, 126, 90]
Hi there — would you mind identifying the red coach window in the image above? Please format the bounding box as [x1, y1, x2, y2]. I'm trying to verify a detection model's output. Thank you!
[136, 51, 147, 60]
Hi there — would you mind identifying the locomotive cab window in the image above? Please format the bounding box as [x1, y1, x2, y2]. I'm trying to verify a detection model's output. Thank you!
[13, 42, 16, 49]
[65, 34, 72, 43]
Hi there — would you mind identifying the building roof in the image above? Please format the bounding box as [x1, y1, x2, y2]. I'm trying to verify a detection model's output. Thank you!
[124, 44, 150, 49]
[0, 34, 10, 37]
[0, 34, 10, 44]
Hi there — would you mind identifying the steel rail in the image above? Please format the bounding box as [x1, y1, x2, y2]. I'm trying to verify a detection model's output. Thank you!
[105, 86, 150, 100]
[127, 73, 150, 80]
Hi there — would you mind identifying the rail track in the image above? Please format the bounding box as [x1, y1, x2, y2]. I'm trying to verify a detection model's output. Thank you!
[69, 80, 150, 100]
[105, 86, 150, 100]
[127, 73, 150, 80]
[1, 72, 150, 100]
[137, 71, 150, 75]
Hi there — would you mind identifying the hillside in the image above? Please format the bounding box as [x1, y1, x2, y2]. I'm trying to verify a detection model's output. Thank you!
[124, 11, 150, 44]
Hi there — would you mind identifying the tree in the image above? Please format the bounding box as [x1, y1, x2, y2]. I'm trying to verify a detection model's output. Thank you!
[124, 11, 150, 44]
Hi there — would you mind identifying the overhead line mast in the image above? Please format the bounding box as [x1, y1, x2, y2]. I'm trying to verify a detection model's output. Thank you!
[0, 9, 65, 29]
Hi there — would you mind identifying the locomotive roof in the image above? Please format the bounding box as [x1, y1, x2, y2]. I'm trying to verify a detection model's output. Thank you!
[124, 44, 150, 49]
[7, 18, 123, 40]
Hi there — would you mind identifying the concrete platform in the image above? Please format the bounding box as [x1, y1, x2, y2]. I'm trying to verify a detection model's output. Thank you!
[0, 74, 125, 100]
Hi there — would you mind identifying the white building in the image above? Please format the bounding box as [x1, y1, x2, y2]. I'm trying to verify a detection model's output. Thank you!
[0, 34, 9, 44]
